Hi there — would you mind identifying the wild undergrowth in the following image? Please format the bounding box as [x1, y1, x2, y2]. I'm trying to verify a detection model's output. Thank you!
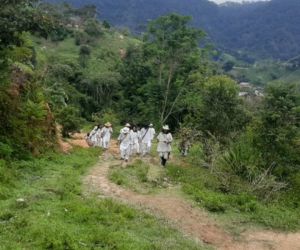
[166, 156, 300, 231]
[0, 148, 206, 250]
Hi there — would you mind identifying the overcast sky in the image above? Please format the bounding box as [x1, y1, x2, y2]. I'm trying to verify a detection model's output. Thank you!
[210, 0, 268, 4]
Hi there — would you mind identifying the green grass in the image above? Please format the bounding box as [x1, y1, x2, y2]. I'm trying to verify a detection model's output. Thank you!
[34, 30, 139, 75]
[166, 163, 300, 231]
[108, 144, 300, 231]
[0, 148, 206, 249]
[273, 68, 300, 85]
[109, 159, 169, 194]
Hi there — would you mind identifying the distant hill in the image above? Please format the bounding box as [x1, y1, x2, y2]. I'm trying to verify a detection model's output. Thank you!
[46, 0, 300, 60]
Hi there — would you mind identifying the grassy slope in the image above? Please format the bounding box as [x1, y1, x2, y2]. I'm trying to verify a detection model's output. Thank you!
[273, 68, 300, 85]
[34, 31, 140, 73]
[0, 148, 205, 249]
[224, 54, 300, 86]
[109, 146, 300, 232]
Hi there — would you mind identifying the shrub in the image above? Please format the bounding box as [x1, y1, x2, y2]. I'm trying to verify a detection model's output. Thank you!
[74, 31, 91, 46]
[0, 142, 13, 159]
[84, 19, 103, 37]
[49, 64, 74, 80]
[56, 106, 82, 137]
[186, 143, 205, 167]
[198, 75, 249, 141]
[252, 83, 300, 171]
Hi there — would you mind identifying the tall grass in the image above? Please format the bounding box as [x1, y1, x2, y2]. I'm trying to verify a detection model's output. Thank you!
[166, 144, 300, 231]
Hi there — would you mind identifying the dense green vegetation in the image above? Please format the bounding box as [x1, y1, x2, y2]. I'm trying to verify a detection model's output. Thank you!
[222, 57, 300, 86]
[1, 1, 300, 247]
[166, 162, 300, 231]
[47, 0, 300, 60]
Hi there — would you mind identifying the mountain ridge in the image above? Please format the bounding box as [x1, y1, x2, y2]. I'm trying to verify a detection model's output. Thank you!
[46, 0, 300, 60]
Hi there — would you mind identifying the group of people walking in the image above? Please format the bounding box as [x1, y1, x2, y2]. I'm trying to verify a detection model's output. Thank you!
[86, 122, 113, 149]
[117, 123, 156, 162]
[87, 122, 173, 166]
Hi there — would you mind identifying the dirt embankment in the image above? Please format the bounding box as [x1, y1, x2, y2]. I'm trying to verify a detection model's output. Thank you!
[58, 132, 89, 153]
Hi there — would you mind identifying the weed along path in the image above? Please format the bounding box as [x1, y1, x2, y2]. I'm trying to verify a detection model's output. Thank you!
[83, 140, 300, 250]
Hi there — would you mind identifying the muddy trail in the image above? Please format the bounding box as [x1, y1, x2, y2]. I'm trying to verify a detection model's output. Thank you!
[83, 140, 300, 250]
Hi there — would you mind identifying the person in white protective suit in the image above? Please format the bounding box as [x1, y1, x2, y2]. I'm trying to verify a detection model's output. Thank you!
[119, 123, 131, 136]
[130, 126, 140, 155]
[139, 125, 149, 156]
[118, 126, 132, 162]
[101, 122, 113, 149]
[148, 123, 156, 151]
[89, 125, 101, 147]
[157, 125, 173, 167]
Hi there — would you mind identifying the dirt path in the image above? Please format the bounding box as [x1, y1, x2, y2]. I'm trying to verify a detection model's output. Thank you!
[83, 141, 300, 250]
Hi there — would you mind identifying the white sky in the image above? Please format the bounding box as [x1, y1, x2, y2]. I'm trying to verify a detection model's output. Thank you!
[210, 0, 268, 4]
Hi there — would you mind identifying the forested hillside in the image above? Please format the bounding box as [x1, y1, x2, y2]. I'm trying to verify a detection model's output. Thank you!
[47, 0, 300, 60]
[1, 1, 300, 249]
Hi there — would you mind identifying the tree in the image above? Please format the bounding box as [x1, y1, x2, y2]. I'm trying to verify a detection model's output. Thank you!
[79, 45, 91, 67]
[0, 0, 56, 49]
[90, 72, 121, 110]
[252, 83, 300, 172]
[195, 76, 248, 141]
[84, 18, 103, 37]
[103, 20, 111, 29]
[222, 61, 234, 72]
[143, 14, 206, 125]
[119, 44, 152, 124]
[56, 106, 82, 138]
[0, 1, 58, 157]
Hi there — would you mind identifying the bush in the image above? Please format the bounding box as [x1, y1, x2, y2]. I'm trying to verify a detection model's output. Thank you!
[252, 83, 300, 170]
[198, 75, 249, 141]
[74, 31, 91, 46]
[49, 64, 74, 80]
[186, 144, 205, 167]
[0, 142, 13, 159]
[50, 26, 69, 42]
[84, 19, 103, 37]
[56, 106, 82, 137]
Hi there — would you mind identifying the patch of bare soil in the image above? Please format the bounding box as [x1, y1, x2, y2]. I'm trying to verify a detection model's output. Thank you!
[83, 142, 300, 250]
[58, 138, 73, 153]
[58, 132, 90, 152]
